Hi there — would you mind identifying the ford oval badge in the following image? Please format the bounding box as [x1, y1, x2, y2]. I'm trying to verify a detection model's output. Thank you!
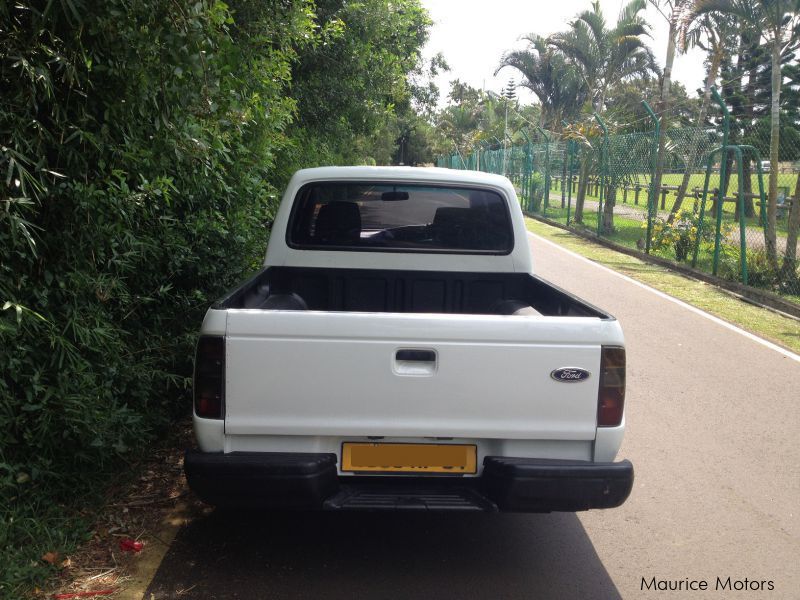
[550, 367, 591, 382]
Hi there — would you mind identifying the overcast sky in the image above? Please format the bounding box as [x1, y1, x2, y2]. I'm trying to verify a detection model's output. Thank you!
[420, 0, 707, 107]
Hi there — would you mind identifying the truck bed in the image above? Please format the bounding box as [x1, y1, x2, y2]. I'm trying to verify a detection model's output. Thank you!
[215, 266, 612, 319]
[213, 266, 620, 442]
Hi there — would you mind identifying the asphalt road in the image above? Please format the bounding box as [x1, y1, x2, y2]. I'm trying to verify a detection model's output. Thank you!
[146, 233, 800, 599]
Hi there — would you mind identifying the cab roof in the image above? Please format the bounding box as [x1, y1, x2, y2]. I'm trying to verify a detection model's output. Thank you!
[291, 166, 512, 188]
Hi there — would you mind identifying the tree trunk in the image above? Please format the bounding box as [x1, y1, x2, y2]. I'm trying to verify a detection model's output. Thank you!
[737, 160, 755, 220]
[602, 183, 616, 234]
[727, 113, 744, 220]
[574, 156, 590, 224]
[670, 45, 722, 221]
[780, 174, 800, 281]
[718, 148, 736, 217]
[766, 33, 781, 270]
[740, 33, 760, 219]
[652, 16, 678, 219]
[595, 88, 606, 114]
[561, 144, 568, 209]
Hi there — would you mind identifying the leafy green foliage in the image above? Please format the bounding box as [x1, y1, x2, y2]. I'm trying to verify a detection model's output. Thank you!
[278, 0, 432, 171]
[605, 79, 700, 132]
[0, 0, 430, 595]
[743, 118, 800, 161]
[435, 80, 542, 159]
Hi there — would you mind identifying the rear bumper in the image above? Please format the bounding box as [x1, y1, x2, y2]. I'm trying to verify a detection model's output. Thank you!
[185, 450, 633, 512]
[480, 456, 633, 511]
[184, 451, 338, 509]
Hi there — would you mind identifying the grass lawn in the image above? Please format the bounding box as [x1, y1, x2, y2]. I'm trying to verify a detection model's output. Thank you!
[525, 196, 800, 304]
[531, 204, 722, 268]
[524, 217, 800, 354]
[540, 171, 798, 235]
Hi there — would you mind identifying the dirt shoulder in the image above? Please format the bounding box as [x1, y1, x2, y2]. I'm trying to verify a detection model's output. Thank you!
[38, 422, 204, 600]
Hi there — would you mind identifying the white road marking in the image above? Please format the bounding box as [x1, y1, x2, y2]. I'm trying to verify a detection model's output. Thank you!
[527, 230, 800, 363]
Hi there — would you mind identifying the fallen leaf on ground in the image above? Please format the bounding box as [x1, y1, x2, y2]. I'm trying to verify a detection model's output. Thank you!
[119, 538, 143, 553]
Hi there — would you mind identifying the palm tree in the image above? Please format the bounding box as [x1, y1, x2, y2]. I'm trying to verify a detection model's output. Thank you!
[548, 0, 658, 112]
[689, 0, 800, 270]
[437, 103, 482, 165]
[647, 0, 702, 224]
[666, 11, 736, 219]
[547, 0, 659, 225]
[437, 87, 525, 166]
[495, 35, 589, 130]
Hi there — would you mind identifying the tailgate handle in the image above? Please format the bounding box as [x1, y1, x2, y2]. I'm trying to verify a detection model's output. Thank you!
[394, 349, 437, 377]
[396, 349, 436, 362]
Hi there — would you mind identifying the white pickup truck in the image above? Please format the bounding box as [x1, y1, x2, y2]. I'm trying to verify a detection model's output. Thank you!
[185, 166, 633, 512]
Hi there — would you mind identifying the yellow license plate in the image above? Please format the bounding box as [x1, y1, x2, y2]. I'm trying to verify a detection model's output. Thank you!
[341, 443, 477, 474]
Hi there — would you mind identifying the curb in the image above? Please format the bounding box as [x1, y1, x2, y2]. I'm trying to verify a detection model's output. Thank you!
[116, 501, 196, 600]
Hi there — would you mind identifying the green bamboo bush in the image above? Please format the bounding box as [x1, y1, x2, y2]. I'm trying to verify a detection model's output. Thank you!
[0, 0, 431, 593]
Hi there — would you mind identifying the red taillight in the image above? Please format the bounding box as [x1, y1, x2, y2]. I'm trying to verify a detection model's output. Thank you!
[598, 346, 625, 427]
[194, 336, 224, 419]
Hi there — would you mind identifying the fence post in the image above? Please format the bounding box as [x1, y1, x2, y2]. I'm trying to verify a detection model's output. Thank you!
[561, 144, 567, 210]
[520, 130, 531, 211]
[711, 87, 731, 276]
[642, 101, 659, 254]
[593, 112, 608, 235]
[693, 149, 720, 268]
[568, 139, 577, 226]
[732, 146, 748, 285]
[536, 126, 551, 213]
[562, 121, 572, 226]
[740, 145, 768, 229]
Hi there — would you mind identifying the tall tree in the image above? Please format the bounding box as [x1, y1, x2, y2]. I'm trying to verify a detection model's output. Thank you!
[283, 0, 431, 171]
[648, 0, 694, 222]
[495, 34, 589, 130]
[395, 52, 450, 165]
[667, 10, 737, 218]
[437, 86, 483, 162]
[547, 0, 659, 225]
[691, 0, 800, 269]
[605, 77, 699, 130]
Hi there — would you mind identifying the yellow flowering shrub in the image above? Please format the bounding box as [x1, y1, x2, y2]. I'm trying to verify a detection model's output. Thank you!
[645, 208, 723, 262]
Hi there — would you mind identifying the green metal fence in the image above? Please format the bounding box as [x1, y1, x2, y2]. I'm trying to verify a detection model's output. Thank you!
[437, 101, 800, 304]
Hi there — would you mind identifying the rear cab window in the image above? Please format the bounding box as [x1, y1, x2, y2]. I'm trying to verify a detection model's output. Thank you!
[287, 182, 513, 254]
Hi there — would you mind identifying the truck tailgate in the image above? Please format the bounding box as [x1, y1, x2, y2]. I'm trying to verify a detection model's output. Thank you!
[224, 311, 622, 440]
